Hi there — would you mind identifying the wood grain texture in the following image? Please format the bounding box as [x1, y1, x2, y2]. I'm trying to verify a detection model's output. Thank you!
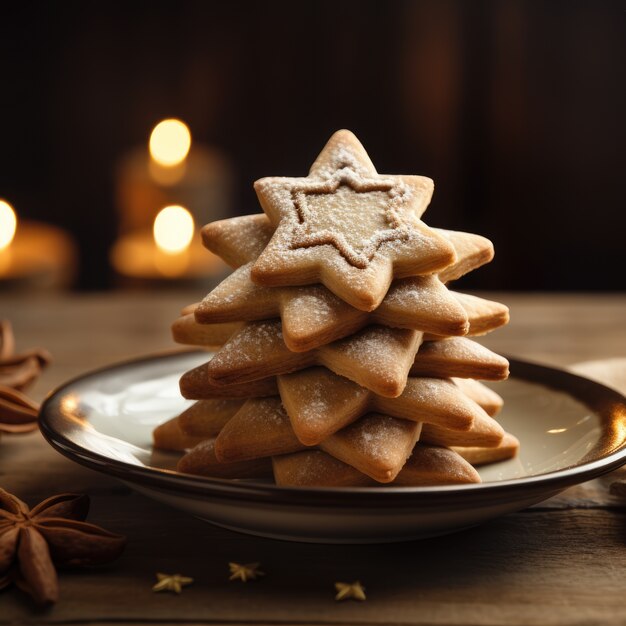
[0, 292, 625, 625]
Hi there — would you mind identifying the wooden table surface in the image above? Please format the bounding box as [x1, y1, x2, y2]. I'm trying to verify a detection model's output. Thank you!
[1, 292, 626, 625]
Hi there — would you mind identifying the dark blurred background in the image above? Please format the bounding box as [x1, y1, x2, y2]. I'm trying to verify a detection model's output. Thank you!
[1, 0, 624, 291]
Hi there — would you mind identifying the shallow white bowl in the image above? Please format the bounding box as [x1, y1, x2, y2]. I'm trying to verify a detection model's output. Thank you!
[39, 351, 626, 543]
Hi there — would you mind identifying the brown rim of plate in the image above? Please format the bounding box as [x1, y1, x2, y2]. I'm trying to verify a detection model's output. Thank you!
[39, 350, 626, 509]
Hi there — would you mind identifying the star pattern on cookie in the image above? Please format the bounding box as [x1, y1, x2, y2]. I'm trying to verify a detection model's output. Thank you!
[287, 167, 411, 269]
[228, 562, 265, 582]
[251, 130, 457, 311]
[335, 581, 367, 601]
[152, 572, 194, 594]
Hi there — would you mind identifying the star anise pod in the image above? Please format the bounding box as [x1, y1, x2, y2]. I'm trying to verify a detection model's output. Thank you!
[0, 488, 126, 605]
[0, 386, 41, 434]
[0, 320, 51, 434]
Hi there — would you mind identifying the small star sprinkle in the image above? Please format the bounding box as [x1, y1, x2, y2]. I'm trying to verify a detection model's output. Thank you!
[228, 562, 265, 582]
[152, 572, 194, 594]
[335, 581, 366, 601]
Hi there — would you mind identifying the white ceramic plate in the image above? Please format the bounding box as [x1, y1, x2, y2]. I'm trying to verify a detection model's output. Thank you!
[39, 351, 626, 544]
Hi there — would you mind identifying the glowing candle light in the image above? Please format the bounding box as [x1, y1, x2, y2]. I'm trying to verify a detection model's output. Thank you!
[149, 119, 192, 167]
[116, 116, 233, 236]
[0, 198, 76, 286]
[113, 117, 232, 282]
[150, 205, 194, 277]
[153, 205, 194, 254]
[111, 201, 223, 283]
[0, 200, 17, 251]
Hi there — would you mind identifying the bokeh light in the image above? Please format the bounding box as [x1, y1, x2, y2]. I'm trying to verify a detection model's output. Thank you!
[0, 200, 17, 250]
[149, 119, 191, 166]
[153, 205, 194, 253]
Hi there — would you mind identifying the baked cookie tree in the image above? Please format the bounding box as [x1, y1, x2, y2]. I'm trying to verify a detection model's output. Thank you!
[155, 130, 516, 486]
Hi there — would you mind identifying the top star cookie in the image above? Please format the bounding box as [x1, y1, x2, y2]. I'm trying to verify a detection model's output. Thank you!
[251, 130, 456, 311]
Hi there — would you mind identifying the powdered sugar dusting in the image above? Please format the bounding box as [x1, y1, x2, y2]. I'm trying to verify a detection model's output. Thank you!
[400, 377, 474, 420]
[205, 214, 273, 266]
[200, 265, 256, 308]
[284, 369, 363, 428]
[345, 414, 417, 464]
[384, 276, 433, 305]
[313, 143, 370, 179]
[211, 320, 283, 367]
[284, 167, 413, 269]
[292, 378, 342, 426]
[327, 326, 418, 381]
[254, 135, 432, 271]
[248, 397, 290, 427]
[283, 286, 343, 331]
[422, 337, 508, 365]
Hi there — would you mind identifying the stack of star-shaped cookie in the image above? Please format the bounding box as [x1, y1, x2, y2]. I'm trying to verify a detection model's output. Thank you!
[154, 130, 517, 487]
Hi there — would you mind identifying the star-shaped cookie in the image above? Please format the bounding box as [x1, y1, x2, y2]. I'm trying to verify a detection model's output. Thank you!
[213, 398, 421, 483]
[453, 432, 520, 466]
[173, 403, 514, 484]
[452, 377, 503, 416]
[197, 213, 506, 352]
[171, 302, 242, 348]
[421, 410, 504, 448]
[179, 363, 279, 399]
[184, 434, 512, 486]
[152, 415, 206, 451]
[250, 130, 457, 311]
[176, 437, 273, 478]
[409, 337, 510, 380]
[272, 447, 481, 487]
[172, 378, 503, 436]
[175, 273, 508, 353]
[277, 368, 486, 445]
[173, 367, 505, 449]
[179, 335, 509, 400]
[173, 371, 484, 450]
[159, 375, 503, 452]
[204, 321, 423, 398]
[209, 396, 505, 482]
